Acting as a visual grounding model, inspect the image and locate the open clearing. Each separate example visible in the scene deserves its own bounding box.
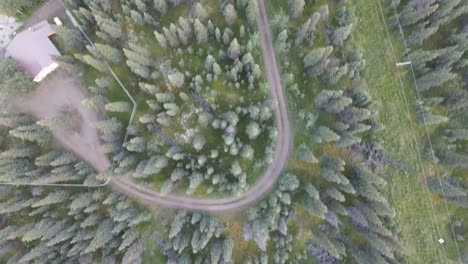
[16,72,110,173]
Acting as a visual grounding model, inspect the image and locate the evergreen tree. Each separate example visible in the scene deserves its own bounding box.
[9,124,51,146]
[304,184,328,218]
[82,94,106,111]
[95,118,122,136]
[222,237,235,261]
[246,122,261,139]
[105,101,131,112]
[193,3,208,22]
[96,17,123,40]
[130,10,144,25]
[245,0,259,25]
[295,18,312,47]
[296,143,318,163]
[123,46,152,67]
[399,2,438,27]
[53,26,86,52]
[288,0,305,19]
[0,145,39,159]
[37,109,80,130]
[350,167,385,202]
[340,107,371,124]
[163,25,180,47]
[95,43,124,64]
[331,24,354,47]
[85,219,114,253]
[32,190,69,208]
[210,241,222,263]
[311,230,344,259]
[445,129,468,143]
[193,133,206,151]
[315,89,352,113]
[312,126,340,143]
[167,70,185,88]
[194,19,208,44]
[407,22,439,46]
[126,137,146,153]
[154,31,168,48]
[0,59,35,96]
[224,4,237,25]
[409,48,444,75]
[154,0,168,15]
[438,149,468,169]
[81,54,108,72]
[416,68,456,91]
[228,38,241,60]
[304,46,333,68]
[325,187,345,202]
[178,17,193,38]
[416,108,448,125]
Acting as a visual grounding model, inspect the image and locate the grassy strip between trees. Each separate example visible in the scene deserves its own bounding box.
[349,0,460,262]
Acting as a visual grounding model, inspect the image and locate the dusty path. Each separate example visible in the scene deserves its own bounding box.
[108,0,293,212]
[21,0,64,29]
[17,75,110,173]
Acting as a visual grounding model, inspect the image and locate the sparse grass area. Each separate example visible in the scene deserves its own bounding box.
[9,1,44,20]
[142,239,167,264]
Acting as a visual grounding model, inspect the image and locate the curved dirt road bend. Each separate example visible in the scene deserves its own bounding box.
[109,0,293,212]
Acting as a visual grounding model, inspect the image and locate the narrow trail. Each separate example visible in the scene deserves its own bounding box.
[108,0,293,212]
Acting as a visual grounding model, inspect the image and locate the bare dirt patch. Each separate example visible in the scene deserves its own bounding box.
[15,72,110,173]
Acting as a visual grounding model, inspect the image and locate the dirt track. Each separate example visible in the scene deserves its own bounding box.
[108,0,293,212]
[17,0,292,212]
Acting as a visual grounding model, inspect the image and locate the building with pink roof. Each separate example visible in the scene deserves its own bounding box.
[5,20,60,82]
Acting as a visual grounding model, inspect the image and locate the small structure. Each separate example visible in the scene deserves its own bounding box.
[396,61,412,67]
[5,20,60,82]
[53,17,63,26]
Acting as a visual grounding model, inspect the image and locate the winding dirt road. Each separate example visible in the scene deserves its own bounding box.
[108,0,293,212]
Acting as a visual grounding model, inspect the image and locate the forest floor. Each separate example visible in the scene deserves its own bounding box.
[15,72,110,173]
[350,0,458,262]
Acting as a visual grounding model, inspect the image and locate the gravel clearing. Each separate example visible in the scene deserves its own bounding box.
[0,15,21,54]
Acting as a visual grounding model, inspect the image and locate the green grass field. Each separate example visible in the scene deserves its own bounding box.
[265,0,461,262]
[349,0,461,262]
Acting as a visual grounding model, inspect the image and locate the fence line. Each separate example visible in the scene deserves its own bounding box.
[66,9,138,149]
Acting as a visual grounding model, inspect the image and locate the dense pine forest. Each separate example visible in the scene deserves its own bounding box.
[0,0,466,263]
